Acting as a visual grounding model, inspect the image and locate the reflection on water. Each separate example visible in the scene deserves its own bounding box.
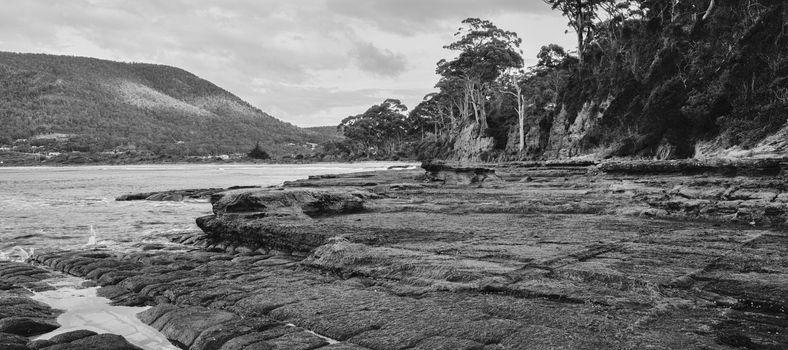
[32,276,180,350]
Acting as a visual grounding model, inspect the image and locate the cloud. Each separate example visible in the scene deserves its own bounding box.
[249,77,428,126]
[325,0,554,35]
[0,0,575,127]
[351,42,408,77]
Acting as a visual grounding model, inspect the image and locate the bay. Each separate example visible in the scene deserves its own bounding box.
[0,162,413,258]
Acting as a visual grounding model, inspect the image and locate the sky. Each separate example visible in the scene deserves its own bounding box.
[0,0,576,127]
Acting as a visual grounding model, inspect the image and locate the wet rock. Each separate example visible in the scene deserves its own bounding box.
[0,297,59,320]
[264,330,328,350]
[284,169,424,188]
[116,187,255,201]
[422,161,501,186]
[210,187,375,218]
[48,329,98,343]
[0,316,60,336]
[24,163,788,349]
[0,332,28,345]
[27,339,57,349]
[0,344,29,350]
[319,344,371,350]
[146,192,184,201]
[597,158,786,176]
[195,215,334,254]
[69,333,143,350]
[136,304,179,325]
[147,306,239,348]
[191,318,280,350]
[0,281,15,291]
[409,336,484,350]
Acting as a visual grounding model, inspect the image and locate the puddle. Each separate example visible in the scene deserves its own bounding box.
[30,276,179,350]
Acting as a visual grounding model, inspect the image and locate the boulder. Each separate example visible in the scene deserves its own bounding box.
[210,187,376,218]
[421,161,500,186]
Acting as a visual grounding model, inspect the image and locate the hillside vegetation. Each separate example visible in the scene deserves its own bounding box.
[305,126,345,140]
[325,0,787,162]
[0,52,332,157]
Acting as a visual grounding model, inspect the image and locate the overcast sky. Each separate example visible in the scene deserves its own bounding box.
[1,0,576,127]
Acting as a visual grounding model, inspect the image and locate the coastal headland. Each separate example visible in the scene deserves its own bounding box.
[2,159,787,349]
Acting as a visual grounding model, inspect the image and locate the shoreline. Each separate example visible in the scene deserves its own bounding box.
[0,160,419,171]
[3,160,787,349]
[0,151,417,168]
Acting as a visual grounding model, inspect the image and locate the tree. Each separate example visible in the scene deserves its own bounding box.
[339,99,411,156]
[543,0,604,64]
[537,44,575,69]
[437,18,524,137]
[411,92,459,138]
[502,72,529,152]
[247,142,270,159]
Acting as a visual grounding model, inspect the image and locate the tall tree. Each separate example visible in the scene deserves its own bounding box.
[543,0,603,64]
[437,18,524,137]
[537,44,575,69]
[502,72,529,152]
[339,99,410,156]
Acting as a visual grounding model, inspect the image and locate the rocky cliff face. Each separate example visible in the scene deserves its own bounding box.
[447,1,788,163]
[447,125,496,162]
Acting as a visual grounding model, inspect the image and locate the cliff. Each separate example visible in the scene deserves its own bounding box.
[448,1,788,162]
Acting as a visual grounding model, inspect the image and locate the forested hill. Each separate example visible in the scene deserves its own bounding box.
[0,52,331,156]
[306,126,344,139]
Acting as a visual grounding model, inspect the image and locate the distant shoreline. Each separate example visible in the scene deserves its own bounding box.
[0,151,414,167]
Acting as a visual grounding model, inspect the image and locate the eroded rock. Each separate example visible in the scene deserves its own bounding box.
[422,161,501,186]
[210,187,375,218]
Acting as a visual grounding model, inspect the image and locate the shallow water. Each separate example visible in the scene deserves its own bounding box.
[32,276,180,350]
[2,162,412,350]
[0,162,412,257]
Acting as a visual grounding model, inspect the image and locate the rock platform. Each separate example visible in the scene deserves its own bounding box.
[21,160,788,349]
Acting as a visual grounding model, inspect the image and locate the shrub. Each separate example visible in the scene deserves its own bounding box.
[247,142,270,159]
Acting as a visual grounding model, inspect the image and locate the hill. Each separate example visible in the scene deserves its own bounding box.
[0,52,330,156]
[305,126,344,140]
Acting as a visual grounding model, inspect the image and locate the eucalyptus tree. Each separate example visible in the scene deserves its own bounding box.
[436,18,524,137]
[339,99,410,156]
[543,0,604,64]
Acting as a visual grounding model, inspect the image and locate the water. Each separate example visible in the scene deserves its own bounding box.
[1,162,413,350]
[32,276,180,350]
[0,162,412,257]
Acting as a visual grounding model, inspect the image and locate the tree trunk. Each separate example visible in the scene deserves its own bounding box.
[518,97,525,153]
[576,0,584,65]
[702,0,716,21]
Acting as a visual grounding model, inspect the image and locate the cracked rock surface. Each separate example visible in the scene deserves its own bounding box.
[23,161,788,349]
